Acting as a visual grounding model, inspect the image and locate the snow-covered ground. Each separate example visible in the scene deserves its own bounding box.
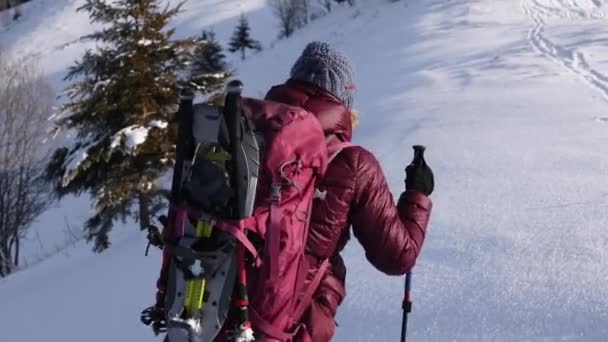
[1,0,608,341]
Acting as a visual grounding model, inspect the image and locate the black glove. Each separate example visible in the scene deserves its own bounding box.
[141,290,167,335]
[405,147,434,196]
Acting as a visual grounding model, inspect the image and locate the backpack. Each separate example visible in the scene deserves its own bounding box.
[211,96,351,341]
[155,82,351,342]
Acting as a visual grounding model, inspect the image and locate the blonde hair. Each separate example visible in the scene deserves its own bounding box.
[350,109,359,129]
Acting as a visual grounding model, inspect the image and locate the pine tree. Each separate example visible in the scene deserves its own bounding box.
[228,15,262,61]
[45,0,194,252]
[190,30,231,98]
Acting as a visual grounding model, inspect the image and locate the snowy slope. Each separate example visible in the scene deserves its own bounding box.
[2,0,608,341]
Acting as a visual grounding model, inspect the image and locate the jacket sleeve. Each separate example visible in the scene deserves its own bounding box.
[349,148,432,275]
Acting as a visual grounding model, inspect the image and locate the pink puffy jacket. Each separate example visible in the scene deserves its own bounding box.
[264,79,433,341]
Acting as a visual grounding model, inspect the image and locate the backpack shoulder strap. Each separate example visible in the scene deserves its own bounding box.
[282,138,356,324]
[249,258,331,341]
[326,135,356,163]
[292,258,331,323]
[290,141,356,321]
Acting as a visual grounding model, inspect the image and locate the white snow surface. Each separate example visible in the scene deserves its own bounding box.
[138,38,155,46]
[109,120,169,154]
[110,125,149,152]
[2,0,608,341]
[62,148,89,186]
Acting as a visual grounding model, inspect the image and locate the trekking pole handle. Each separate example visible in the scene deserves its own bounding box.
[412,145,426,166]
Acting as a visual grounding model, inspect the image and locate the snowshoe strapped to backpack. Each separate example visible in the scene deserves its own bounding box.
[155,80,350,342]
[158,96,236,342]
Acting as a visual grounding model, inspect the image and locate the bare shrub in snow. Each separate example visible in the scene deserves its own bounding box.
[296,0,310,25]
[335,0,355,6]
[318,0,332,12]
[268,0,305,38]
[0,47,53,277]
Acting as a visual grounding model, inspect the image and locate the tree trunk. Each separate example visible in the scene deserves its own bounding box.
[302,0,309,24]
[0,246,10,277]
[0,248,6,277]
[241,47,245,61]
[13,233,19,267]
[138,192,151,231]
[12,164,26,268]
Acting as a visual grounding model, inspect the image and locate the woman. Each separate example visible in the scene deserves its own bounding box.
[264,41,435,341]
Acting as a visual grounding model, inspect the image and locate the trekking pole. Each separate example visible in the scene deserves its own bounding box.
[224,79,255,342]
[401,145,425,342]
[401,271,412,342]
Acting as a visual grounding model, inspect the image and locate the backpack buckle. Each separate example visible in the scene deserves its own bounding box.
[271,184,282,203]
[314,189,328,201]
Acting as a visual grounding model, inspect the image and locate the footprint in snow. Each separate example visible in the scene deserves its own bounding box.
[593,116,608,123]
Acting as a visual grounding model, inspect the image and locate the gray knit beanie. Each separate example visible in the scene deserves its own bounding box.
[290,41,355,109]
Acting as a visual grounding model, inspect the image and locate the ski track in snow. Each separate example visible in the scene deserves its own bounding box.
[522,0,608,102]
[3,0,83,56]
